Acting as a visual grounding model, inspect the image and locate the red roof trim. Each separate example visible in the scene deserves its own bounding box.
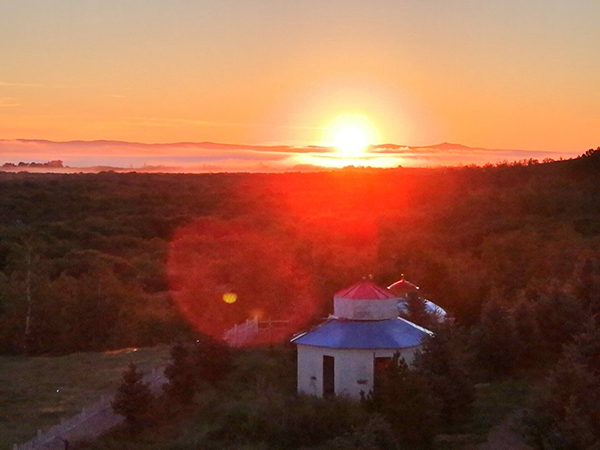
[334,280,398,300]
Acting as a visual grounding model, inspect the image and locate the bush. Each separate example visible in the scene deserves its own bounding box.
[208,388,372,449]
[319,415,400,450]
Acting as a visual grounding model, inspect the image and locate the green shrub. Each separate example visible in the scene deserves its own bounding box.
[208,388,371,449]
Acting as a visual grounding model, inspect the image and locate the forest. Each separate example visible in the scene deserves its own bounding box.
[1,148,600,449]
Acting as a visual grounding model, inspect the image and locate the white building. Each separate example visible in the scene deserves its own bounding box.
[291,280,432,399]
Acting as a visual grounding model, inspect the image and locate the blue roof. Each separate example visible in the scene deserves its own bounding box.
[398,299,447,317]
[291,318,432,349]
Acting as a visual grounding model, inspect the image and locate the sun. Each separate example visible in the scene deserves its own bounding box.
[324,115,379,158]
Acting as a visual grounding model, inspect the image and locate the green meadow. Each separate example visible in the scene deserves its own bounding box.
[0,346,170,449]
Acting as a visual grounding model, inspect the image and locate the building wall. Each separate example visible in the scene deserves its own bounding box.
[297,344,420,399]
[333,297,399,320]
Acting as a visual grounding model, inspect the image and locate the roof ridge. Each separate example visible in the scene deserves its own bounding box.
[334,280,398,300]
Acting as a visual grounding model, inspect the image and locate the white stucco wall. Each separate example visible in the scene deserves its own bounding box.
[297,344,420,399]
[333,297,399,320]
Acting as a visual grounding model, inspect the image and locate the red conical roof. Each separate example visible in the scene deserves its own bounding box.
[335,280,398,300]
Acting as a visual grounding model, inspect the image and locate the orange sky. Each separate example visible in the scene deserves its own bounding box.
[1,1,599,169]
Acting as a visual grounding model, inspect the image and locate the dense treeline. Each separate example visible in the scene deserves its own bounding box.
[1,150,599,356]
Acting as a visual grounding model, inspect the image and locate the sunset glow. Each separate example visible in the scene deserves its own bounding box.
[324,115,379,158]
[1,1,599,170]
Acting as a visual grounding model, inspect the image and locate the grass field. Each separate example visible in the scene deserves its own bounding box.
[0,346,171,449]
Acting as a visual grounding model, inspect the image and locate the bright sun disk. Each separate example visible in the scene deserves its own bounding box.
[324,115,379,158]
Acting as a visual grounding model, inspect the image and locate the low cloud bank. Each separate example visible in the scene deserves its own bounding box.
[0,139,581,173]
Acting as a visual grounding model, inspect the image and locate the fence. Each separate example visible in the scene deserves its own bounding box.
[223,317,259,346]
[14,367,167,450]
[223,318,290,346]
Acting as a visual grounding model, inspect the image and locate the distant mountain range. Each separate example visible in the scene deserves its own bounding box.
[3,138,527,152]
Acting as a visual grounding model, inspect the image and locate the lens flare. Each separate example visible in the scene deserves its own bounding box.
[223,292,237,304]
[167,219,317,346]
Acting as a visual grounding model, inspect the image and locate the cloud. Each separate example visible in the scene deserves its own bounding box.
[0,138,582,173]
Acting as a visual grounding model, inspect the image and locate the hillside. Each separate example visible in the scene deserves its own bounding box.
[0,151,599,355]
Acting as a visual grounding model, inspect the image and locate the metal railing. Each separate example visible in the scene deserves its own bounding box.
[223,318,290,346]
[223,317,259,346]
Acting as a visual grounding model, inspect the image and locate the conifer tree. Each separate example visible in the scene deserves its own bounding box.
[512,292,543,365]
[473,292,518,378]
[363,353,440,449]
[413,324,475,425]
[404,291,431,328]
[534,287,588,350]
[112,362,153,430]
[164,342,196,404]
[573,257,600,318]
[193,335,231,385]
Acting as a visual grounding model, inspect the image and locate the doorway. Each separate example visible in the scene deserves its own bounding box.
[374,357,392,389]
[323,355,335,397]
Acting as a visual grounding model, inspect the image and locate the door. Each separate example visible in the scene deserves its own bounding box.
[323,355,335,397]
[374,357,392,389]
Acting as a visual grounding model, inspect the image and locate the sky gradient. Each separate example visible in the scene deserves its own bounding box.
[1,1,599,169]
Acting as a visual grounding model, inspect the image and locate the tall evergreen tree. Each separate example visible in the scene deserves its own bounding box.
[473,292,519,378]
[512,293,543,366]
[413,324,475,425]
[534,286,589,351]
[403,291,431,328]
[112,362,154,430]
[164,343,196,404]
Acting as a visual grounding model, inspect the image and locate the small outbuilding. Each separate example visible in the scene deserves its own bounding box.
[291,280,432,398]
